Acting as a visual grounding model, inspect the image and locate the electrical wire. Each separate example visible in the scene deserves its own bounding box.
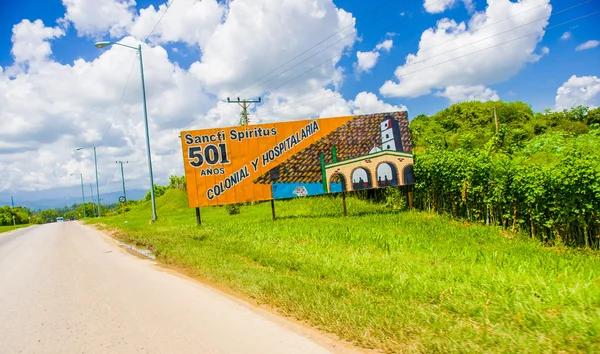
[144,0,178,42]
[264,1,596,103]
[232,0,402,97]
[182,0,440,129]
[236,0,446,98]
[98,56,137,145]
[258,10,600,119]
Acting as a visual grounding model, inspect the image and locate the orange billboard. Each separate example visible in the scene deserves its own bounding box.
[180,111,414,207]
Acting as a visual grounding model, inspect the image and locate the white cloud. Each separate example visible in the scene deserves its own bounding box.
[0,34,211,192]
[555,75,600,110]
[60,0,135,37]
[375,39,393,52]
[354,39,393,74]
[575,40,600,51]
[381,0,552,98]
[435,85,499,103]
[560,31,571,40]
[11,20,65,64]
[424,0,474,14]
[351,92,408,115]
[0,0,361,193]
[255,90,407,123]
[188,0,356,98]
[541,46,549,55]
[355,51,380,73]
[129,0,225,46]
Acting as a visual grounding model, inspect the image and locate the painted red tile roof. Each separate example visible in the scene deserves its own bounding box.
[254,112,411,184]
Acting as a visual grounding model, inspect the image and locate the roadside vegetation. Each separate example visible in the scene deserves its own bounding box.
[411,102,600,248]
[0,224,30,234]
[37,101,600,351]
[93,189,600,353]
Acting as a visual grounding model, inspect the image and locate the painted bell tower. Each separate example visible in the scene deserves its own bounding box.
[380,116,403,152]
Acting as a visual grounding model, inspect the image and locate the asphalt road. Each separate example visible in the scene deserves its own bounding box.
[0,223,342,353]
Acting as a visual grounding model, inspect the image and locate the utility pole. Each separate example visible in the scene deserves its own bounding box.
[227,97,261,126]
[70,173,86,218]
[116,161,128,202]
[11,196,15,225]
[93,147,101,217]
[75,147,101,217]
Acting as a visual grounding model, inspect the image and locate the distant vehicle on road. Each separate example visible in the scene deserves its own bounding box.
[56,217,64,222]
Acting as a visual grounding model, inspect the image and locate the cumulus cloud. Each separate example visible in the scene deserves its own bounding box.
[375,39,393,52]
[355,51,380,73]
[188,0,356,98]
[0,0,372,193]
[352,92,408,115]
[354,39,394,74]
[575,40,600,51]
[381,0,552,98]
[0,34,211,192]
[60,0,135,37]
[11,19,65,64]
[435,85,499,103]
[555,75,600,110]
[255,90,407,123]
[129,0,225,46]
[424,0,474,14]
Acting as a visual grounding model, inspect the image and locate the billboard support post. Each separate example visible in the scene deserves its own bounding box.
[271,200,276,221]
[195,207,202,225]
[342,192,347,217]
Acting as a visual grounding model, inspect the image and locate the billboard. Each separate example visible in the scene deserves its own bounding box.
[180,111,414,207]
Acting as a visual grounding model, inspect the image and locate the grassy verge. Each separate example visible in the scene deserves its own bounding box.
[92,189,600,353]
[0,224,30,234]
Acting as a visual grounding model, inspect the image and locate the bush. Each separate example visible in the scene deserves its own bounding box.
[225,203,241,215]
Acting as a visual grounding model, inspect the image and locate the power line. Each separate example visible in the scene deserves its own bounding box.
[397,0,594,72]
[259,11,600,119]
[259,1,596,106]
[236,0,444,98]
[98,0,180,145]
[182,0,440,129]
[240,0,557,117]
[417,0,553,53]
[396,11,600,79]
[145,0,178,42]
[98,56,137,145]
[232,0,402,97]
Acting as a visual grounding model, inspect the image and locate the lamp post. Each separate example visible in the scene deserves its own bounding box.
[76,147,101,217]
[95,40,157,222]
[70,173,86,218]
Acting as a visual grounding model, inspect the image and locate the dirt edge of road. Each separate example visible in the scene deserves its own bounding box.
[86,222,378,354]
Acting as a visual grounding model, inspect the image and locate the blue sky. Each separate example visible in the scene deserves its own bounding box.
[0,0,599,199]
[2,0,598,115]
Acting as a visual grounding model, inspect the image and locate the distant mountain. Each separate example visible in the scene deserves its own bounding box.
[0,189,147,210]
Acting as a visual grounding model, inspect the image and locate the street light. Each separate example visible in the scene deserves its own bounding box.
[76,147,101,217]
[70,173,86,218]
[95,40,157,222]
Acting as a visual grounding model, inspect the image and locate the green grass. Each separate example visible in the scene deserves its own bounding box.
[0,224,30,234]
[93,189,600,353]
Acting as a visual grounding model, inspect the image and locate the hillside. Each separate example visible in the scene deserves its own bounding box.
[410,101,599,150]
